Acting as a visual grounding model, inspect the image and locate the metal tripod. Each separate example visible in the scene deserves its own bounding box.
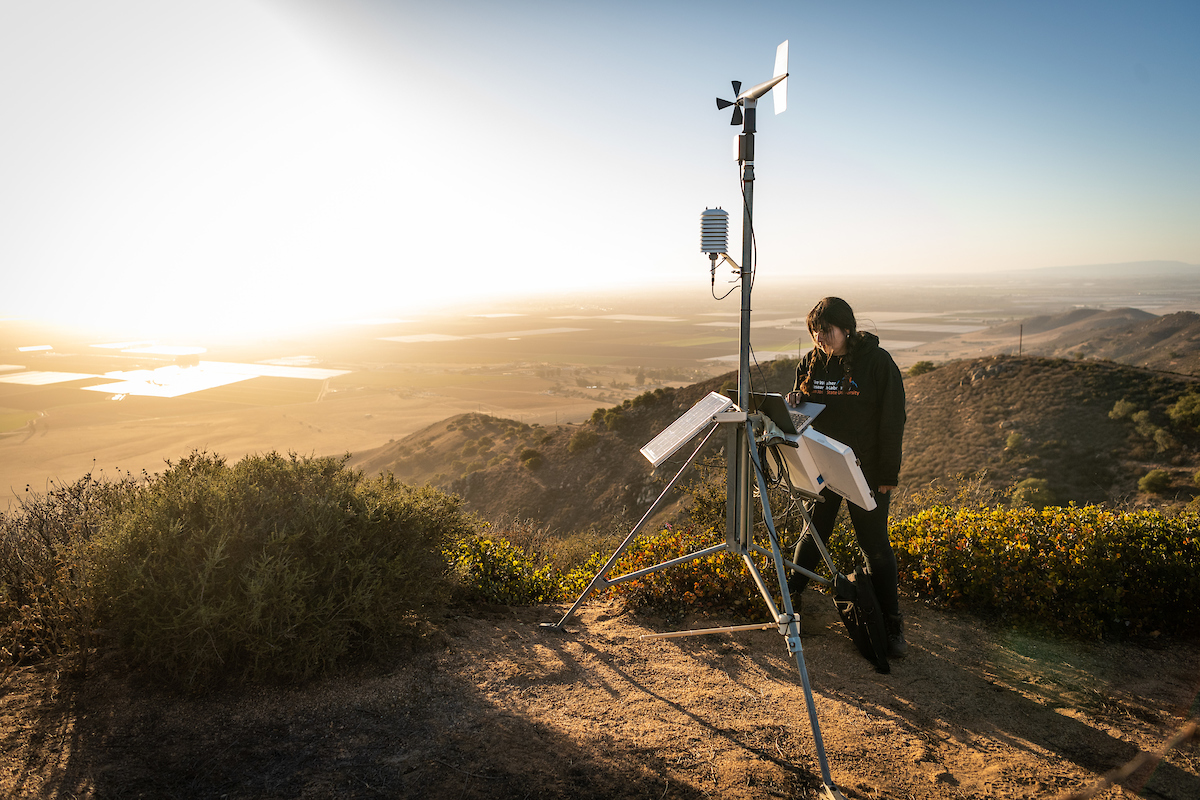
[545,48,847,797]
[545,413,849,800]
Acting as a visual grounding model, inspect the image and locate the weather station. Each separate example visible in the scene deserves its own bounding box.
[545,41,887,800]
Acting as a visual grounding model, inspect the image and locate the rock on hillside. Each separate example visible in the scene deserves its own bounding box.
[902,355,1200,504]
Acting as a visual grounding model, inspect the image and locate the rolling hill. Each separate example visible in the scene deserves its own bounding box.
[944,308,1200,376]
[350,354,1200,534]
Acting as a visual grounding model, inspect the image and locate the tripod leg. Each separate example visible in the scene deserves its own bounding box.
[749,438,846,800]
[544,422,722,629]
[789,498,845,586]
[792,643,845,799]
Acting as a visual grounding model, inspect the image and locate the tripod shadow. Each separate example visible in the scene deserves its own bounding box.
[778,594,1200,798]
[532,623,826,797]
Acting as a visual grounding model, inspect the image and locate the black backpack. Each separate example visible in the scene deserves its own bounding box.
[833,568,890,674]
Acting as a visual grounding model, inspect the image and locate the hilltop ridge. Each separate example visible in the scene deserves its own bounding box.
[350,353,1200,533]
[932,308,1200,376]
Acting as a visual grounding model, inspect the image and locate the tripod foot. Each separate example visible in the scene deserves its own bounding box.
[819,784,847,800]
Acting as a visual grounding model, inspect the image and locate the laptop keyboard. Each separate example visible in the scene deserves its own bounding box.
[789,411,811,430]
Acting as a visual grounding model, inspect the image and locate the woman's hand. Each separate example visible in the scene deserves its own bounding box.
[877,485,896,494]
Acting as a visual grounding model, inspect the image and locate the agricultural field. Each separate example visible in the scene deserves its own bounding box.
[0,409,37,433]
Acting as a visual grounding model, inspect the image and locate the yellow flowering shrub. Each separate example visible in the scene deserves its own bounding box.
[892,505,1200,638]
[603,525,769,617]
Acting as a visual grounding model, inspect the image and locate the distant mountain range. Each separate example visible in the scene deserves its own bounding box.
[999,260,1200,281]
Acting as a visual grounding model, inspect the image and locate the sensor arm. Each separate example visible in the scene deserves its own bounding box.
[736,72,787,103]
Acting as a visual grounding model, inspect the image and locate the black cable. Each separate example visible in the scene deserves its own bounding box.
[711,257,738,301]
[738,161,758,294]
[749,342,771,396]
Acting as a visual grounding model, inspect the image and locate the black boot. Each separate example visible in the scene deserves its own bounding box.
[885,614,907,659]
[787,574,805,634]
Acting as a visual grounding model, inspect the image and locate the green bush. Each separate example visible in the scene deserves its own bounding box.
[891,504,1200,638]
[1011,477,1055,508]
[1109,399,1137,420]
[1167,392,1200,431]
[89,451,475,687]
[908,360,937,377]
[1130,410,1166,443]
[1139,469,1171,494]
[568,428,599,453]
[452,536,559,605]
[519,448,544,469]
[560,551,610,600]
[630,388,669,408]
[1153,429,1180,454]
[602,409,625,431]
[0,471,141,675]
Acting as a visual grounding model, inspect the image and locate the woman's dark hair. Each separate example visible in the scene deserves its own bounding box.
[798,296,864,394]
[806,296,857,341]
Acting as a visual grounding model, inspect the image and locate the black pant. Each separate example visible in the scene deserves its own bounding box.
[790,486,900,618]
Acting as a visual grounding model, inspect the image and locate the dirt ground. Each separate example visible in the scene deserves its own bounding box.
[2,595,1198,800]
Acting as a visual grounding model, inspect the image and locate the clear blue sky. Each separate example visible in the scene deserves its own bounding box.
[2,1,1197,336]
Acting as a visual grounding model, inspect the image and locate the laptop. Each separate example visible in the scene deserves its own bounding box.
[748,392,824,436]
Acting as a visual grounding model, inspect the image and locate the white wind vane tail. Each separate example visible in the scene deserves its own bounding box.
[773,39,788,115]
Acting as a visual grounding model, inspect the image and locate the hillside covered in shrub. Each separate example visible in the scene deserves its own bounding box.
[9,354,1200,690]
[352,355,1200,536]
[903,355,1200,505]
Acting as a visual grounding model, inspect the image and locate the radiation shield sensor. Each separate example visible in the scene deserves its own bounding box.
[700,208,729,263]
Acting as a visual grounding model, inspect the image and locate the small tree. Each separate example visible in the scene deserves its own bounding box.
[908,360,937,377]
[1109,399,1137,420]
[1153,428,1179,454]
[1011,478,1055,509]
[1167,392,1200,432]
[568,428,599,453]
[1138,469,1171,494]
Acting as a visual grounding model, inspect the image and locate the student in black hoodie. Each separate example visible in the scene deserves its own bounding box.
[785,296,908,658]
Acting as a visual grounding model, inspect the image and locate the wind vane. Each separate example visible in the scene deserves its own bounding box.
[715,40,789,125]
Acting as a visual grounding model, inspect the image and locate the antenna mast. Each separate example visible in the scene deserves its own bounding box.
[715,40,789,558]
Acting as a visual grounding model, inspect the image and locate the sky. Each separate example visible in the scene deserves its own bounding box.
[2,1,1198,337]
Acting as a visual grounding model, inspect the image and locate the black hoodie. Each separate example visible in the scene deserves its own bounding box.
[792,331,906,488]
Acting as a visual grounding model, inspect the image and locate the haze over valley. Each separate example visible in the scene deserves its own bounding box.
[5,264,1200,506]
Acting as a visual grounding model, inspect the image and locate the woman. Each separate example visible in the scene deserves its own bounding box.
[785,297,908,658]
